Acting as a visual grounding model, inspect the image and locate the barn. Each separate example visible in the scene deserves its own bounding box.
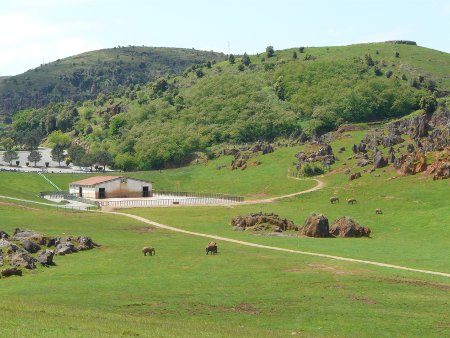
[69,176,152,199]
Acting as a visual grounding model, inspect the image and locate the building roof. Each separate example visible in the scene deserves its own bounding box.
[70,176,123,186]
[70,176,152,186]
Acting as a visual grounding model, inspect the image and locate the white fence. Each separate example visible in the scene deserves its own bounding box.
[98,197,240,208]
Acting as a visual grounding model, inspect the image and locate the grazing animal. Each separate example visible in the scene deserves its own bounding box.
[375,208,383,214]
[330,196,339,204]
[142,247,156,256]
[347,198,357,204]
[205,242,218,255]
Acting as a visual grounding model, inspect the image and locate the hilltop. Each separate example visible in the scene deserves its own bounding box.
[3,41,450,170]
[0,46,226,121]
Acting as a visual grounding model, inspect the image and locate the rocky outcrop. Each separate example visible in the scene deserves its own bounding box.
[389,113,429,139]
[0,230,9,239]
[396,151,428,176]
[21,239,41,254]
[0,229,99,276]
[373,152,388,169]
[231,212,296,232]
[329,217,371,237]
[299,214,330,238]
[10,251,36,269]
[349,172,362,181]
[295,144,336,170]
[77,237,99,251]
[1,267,22,277]
[36,250,55,266]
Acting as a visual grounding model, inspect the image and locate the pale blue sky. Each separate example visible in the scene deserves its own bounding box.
[1,0,449,75]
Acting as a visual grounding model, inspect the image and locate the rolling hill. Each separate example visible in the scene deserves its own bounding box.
[0,46,226,121]
[3,41,450,170]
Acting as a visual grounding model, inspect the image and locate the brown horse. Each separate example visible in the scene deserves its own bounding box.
[142,247,156,256]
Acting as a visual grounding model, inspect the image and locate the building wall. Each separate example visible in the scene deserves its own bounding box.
[97,178,152,198]
[69,186,97,199]
[70,178,152,199]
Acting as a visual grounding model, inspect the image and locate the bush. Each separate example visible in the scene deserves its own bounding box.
[266,46,274,58]
[237,64,245,72]
[386,70,393,78]
[419,95,437,114]
[228,54,235,64]
[301,163,325,177]
[299,47,305,53]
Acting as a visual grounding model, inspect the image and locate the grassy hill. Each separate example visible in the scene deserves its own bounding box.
[0,47,225,121]
[0,119,449,336]
[4,41,450,170]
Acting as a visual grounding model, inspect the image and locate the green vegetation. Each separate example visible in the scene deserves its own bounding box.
[0,119,449,336]
[2,42,449,171]
[0,47,225,119]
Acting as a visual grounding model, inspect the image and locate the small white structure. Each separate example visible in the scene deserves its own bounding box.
[69,176,152,199]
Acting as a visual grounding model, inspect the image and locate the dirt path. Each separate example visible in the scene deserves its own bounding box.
[99,210,450,279]
[242,177,325,204]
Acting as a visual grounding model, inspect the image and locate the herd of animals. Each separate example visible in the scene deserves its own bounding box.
[329,196,383,214]
[142,242,218,257]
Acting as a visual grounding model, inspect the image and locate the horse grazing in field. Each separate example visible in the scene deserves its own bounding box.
[346,198,357,204]
[330,196,339,204]
[375,208,383,214]
[205,242,217,255]
[142,247,156,256]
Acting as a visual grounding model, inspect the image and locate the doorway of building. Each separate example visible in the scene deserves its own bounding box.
[99,188,106,199]
[143,186,149,197]
[79,187,83,197]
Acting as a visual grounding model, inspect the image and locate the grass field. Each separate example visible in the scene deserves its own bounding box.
[0,129,449,337]
[0,203,449,337]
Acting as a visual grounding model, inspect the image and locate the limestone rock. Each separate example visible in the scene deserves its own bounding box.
[329,217,371,237]
[300,214,329,238]
[36,250,55,266]
[231,212,296,232]
[10,251,36,269]
[21,239,41,254]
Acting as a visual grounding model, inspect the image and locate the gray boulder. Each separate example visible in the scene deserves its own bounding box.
[21,239,41,254]
[373,152,388,169]
[77,237,98,251]
[0,230,9,239]
[12,228,42,241]
[0,250,3,266]
[36,250,55,266]
[55,241,77,255]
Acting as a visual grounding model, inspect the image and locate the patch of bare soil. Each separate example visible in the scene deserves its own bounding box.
[348,295,378,304]
[131,226,156,233]
[251,232,298,237]
[0,201,38,210]
[187,303,260,315]
[306,263,369,276]
[381,277,450,291]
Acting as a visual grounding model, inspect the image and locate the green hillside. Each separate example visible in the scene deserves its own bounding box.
[0,47,225,121]
[4,42,450,170]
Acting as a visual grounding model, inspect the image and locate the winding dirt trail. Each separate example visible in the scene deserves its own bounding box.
[242,177,325,204]
[99,210,450,279]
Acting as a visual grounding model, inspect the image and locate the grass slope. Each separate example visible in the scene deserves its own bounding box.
[0,203,448,337]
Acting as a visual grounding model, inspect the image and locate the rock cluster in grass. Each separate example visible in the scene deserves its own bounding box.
[231,213,371,238]
[216,142,274,171]
[298,214,371,238]
[231,212,297,232]
[294,144,336,171]
[0,228,99,279]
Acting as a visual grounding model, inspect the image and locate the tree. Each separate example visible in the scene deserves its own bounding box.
[419,96,437,114]
[266,46,274,57]
[364,54,374,66]
[299,47,305,53]
[27,149,42,167]
[274,76,285,100]
[67,144,86,166]
[241,53,251,66]
[152,77,169,96]
[51,144,65,166]
[195,69,204,78]
[237,64,245,71]
[1,137,15,151]
[48,130,70,148]
[3,150,19,166]
[228,54,235,64]
[93,150,113,171]
[292,51,298,59]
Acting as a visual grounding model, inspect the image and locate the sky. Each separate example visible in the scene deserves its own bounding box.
[0,0,449,76]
